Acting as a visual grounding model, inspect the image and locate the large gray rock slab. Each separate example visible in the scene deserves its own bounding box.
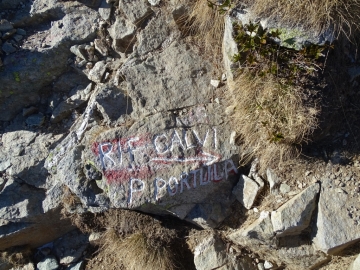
[271,183,320,237]
[123,42,213,118]
[43,97,241,227]
[136,13,171,55]
[313,178,360,254]
[194,234,256,270]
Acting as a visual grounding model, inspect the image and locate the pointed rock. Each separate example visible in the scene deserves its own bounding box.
[271,183,319,237]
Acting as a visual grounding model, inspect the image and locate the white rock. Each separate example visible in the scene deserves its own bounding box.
[210,79,221,88]
[264,261,273,269]
[280,183,291,194]
[148,0,160,6]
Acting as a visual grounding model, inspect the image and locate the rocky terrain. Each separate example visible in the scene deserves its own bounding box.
[1,0,360,269]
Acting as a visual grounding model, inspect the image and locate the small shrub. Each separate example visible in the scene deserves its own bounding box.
[229,22,326,171]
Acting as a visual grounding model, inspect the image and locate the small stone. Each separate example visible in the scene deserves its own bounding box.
[77,59,87,68]
[37,255,59,270]
[267,169,281,193]
[253,207,259,213]
[264,261,273,269]
[214,98,220,104]
[86,62,94,69]
[305,171,311,177]
[280,183,291,194]
[221,73,227,81]
[2,41,16,54]
[257,263,265,270]
[210,79,221,88]
[148,0,161,5]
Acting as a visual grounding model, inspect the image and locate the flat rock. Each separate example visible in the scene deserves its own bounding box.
[123,42,212,117]
[313,178,360,254]
[271,183,319,237]
[232,174,261,209]
[136,14,171,55]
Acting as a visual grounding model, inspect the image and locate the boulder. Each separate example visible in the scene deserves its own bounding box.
[313,178,360,254]
[136,14,171,55]
[194,234,256,270]
[271,183,320,237]
[232,175,262,209]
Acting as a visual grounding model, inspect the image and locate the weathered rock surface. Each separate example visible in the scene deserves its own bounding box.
[313,178,360,254]
[118,0,153,25]
[232,174,262,209]
[194,234,256,270]
[123,42,213,117]
[271,183,320,237]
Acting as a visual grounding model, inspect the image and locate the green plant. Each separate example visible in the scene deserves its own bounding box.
[13,72,20,82]
[229,22,327,171]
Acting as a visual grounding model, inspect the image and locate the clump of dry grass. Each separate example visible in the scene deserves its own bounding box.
[230,74,319,171]
[0,246,32,267]
[184,0,227,58]
[97,228,176,270]
[247,0,360,38]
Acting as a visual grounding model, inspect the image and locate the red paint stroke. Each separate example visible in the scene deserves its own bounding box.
[104,165,156,185]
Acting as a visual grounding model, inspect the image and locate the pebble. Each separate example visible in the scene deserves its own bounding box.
[280,183,291,194]
[257,263,265,270]
[210,79,220,88]
[264,261,273,269]
[221,73,227,81]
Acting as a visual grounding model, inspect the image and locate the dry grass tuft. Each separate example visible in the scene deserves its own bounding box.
[184,0,227,59]
[99,228,176,270]
[0,246,32,267]
[247,0,360,38]
[230,74,319,171]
